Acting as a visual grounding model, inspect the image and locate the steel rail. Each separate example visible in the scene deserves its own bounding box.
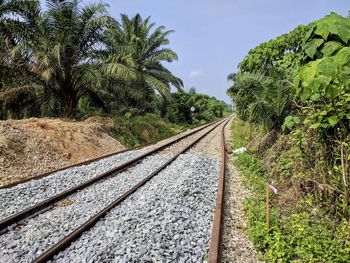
[0,119,223,232]
[208,118,230,262]
[0,121,214,189]
[32,119,229,263]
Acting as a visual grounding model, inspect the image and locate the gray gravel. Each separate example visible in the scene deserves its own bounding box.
[0,150,146,220]
[54,153,219,263]
[0,154,171,263]
[0,122,222,263]
[0,153,219,263]
[0,122,215,222]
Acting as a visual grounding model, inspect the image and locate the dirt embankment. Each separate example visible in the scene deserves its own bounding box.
[0,117,125,186]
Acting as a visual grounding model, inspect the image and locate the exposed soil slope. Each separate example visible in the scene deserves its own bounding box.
[0,117,125,186]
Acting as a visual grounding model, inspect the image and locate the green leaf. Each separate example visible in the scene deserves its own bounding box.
[313,13,350,42]
[304,38,324,58]
[293,74,301,88]
[300,87,311,101]
[320,41,342,56]
[308,79,322,93]
[327,115,339,127]
[317,57,337,77]
[311,93,320,101]
[335,47,350,66]
[328,19,350,43]
[300,62,317,87]
[325,85,339,99]
[285,116,293,122]
[124,112,132,119]
[310,123,321,129]
[314,22,330,40]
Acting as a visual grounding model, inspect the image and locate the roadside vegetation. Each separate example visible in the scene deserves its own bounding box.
[0,0,231,146]
[228,13,350,262]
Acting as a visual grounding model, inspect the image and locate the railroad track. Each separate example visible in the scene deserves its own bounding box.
[0,118,230,263]
[0,120,216,190]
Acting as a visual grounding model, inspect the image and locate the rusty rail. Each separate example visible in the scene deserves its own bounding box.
[32,119,228,263]
[208,118,230,263]
[0,119,223,232]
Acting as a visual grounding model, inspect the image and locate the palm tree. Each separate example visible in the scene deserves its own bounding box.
[102,13,183,113]
[227,70,293,130]
[0,0,112,118]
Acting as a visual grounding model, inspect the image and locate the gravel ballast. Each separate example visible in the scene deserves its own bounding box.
[0,154,172,263]
[54,153,219,263]
[0,122,217,221]
[0,150,146,220]
[0,122,224,263]
[0,153,219,263]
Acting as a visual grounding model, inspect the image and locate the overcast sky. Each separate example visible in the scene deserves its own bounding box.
[101,1,348,103]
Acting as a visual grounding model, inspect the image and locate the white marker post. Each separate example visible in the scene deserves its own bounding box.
[266,183,278,231]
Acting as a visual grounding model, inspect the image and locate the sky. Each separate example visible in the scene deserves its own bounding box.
[101,0,349,103]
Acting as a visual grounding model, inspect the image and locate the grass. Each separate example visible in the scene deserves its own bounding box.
[230,117,261,148]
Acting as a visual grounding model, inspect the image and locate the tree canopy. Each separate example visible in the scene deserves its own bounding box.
[0,0,183,119]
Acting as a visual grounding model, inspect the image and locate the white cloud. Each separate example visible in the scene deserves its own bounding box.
[189,70,204,79]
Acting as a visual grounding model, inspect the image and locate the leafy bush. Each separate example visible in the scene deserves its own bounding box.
[231,118,350,263]
[111,113,180,147]
[168,90,231,125]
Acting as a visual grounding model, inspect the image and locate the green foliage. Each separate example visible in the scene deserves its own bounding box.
[168,90,230,124]
[293,15,350,135]
[0,0,113,118]
[227,23,306,131]
[231,118,350,263]
[303,13,350,61]
[238,25,307,74]
[285,12,350,222]
[100,13,183,114]
[228,70,294,131]
[111,113,179,147]
[227,11,350,263]
[230,117,261,148]
[294,49,350,130]
[0,1,183,119]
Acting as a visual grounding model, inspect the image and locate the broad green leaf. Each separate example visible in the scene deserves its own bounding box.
[317,57,337,77]
[311,93,320,101]
[300,63,317,87]
[314,22,330,40]
[335,47,350,65]
[304,26,315,41]
[304,38,324,58]
[327,115,339,127]
[303,118,311,125]
[328,19,350,43]
[325,85,339,99]
[310,123,321,129]
[308,79,322,93]
[285,115,293,122]
[300,87,312,101]
[317,75,332,87]
[320,41,342,56]
[313,13,350,42]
